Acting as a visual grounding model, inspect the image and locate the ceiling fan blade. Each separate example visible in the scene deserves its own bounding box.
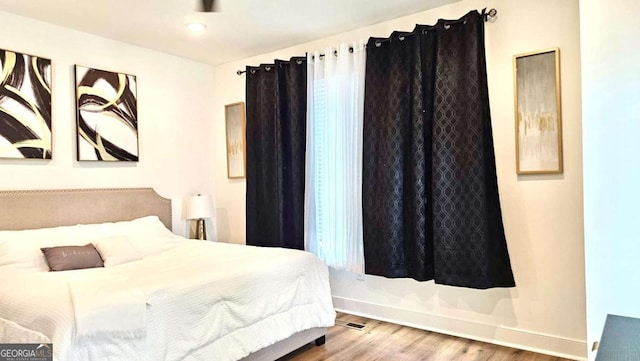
[200,0,215,12]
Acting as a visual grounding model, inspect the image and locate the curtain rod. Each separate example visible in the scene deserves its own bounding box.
[236,8,498,76]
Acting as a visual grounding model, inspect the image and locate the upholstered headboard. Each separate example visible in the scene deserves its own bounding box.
[0,188,172,231]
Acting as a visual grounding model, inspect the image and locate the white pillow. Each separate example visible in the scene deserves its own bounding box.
[0,224,89,271]
[92,236,143,267]
[0,216,177,271]
[79,216,180,257]
[128,216,176,237]
[76,216,177,239]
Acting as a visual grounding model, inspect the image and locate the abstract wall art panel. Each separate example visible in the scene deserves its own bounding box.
[0,49,52,159]
[75,65,138,161]
[514,48,563,174]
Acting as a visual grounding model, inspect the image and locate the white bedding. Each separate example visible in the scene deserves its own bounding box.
[69,278,147,341]
[0,239,336,361]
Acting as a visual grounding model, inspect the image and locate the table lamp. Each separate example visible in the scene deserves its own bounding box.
[185,194,214,240]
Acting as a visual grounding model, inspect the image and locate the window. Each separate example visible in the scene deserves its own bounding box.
[304,43,366,273]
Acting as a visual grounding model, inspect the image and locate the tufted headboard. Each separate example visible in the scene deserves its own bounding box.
[0,188,172,231]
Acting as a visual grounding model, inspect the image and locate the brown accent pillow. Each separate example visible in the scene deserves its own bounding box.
[41,244,104,272]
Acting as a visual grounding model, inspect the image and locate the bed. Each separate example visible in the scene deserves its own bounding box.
[0,188,335,361]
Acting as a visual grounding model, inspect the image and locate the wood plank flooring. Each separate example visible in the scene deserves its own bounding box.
[279,312,573,361]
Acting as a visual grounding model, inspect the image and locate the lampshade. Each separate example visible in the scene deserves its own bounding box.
[185,194,215,220]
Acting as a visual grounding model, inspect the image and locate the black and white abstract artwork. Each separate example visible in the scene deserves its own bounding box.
[75,65,138,161]
[0,49,52,159]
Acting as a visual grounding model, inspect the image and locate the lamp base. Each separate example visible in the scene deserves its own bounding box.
[196,218,206,240]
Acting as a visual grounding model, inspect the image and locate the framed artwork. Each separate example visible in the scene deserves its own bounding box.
[514,48,563,174]
[225,102,246,179]
[75,65,138,161]
[0,49,52,159]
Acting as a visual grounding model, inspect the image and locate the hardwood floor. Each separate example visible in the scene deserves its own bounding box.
[279,313,573,361]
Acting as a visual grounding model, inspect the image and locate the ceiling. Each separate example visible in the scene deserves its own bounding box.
[0,0,460,66]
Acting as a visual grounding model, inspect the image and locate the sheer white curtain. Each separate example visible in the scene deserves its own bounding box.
[304,42,366,273]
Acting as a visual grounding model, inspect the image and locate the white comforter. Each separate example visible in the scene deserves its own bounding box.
[0,240,336,361]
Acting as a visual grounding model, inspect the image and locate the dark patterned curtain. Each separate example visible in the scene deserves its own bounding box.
[362,10,515,289]
[245,57,307,250]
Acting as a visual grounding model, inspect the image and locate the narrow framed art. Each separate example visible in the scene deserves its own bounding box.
[0,49,52,159]
[514,48,563,174]
[225,102,246,179]
[75,65,138,161]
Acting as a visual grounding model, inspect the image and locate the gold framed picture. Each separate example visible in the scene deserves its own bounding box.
[513,48,563,174]
[225,102,246,179]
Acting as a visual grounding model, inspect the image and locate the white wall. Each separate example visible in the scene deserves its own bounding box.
[581,0,640,359]
[211,0,586,358]
[0,11,217,237]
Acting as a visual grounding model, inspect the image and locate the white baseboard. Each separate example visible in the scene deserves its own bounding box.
[332,296,587,361]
